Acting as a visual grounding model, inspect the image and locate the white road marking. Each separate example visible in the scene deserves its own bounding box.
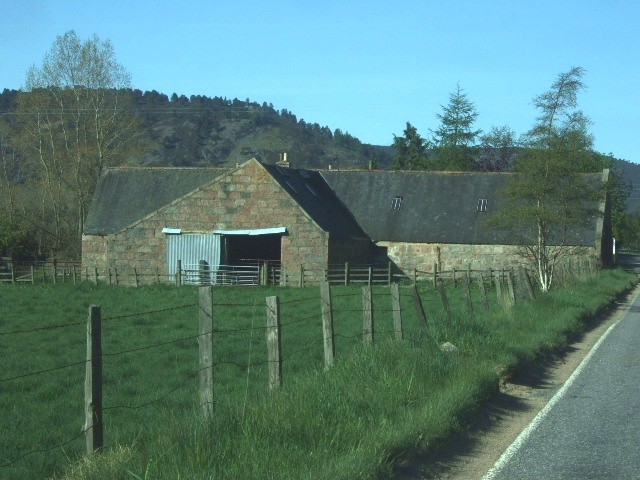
[482,291,639,479]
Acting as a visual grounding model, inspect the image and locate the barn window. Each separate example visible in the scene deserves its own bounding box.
[305,184,318,197]
[391,196,403,210]
[477,198,488,212]
[285,180,298,194]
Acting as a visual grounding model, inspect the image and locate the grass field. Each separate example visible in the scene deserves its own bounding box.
[0,269,636,479]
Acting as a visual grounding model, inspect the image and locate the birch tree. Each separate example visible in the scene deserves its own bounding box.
[15,30,142,255]
[488,67,602,292]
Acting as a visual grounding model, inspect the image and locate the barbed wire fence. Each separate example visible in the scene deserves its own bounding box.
[0,265,590,473]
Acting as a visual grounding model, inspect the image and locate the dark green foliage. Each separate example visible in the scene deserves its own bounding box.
[390,122,430,170]
[430,84,481,171]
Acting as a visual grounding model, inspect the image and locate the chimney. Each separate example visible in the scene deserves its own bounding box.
[276,152,290,168]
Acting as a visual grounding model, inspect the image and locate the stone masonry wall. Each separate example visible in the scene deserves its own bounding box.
[82,160,329,285]
[381,241,598,274]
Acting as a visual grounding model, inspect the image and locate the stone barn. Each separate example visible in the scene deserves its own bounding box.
[321,168,612,274]
[82,159,371,285]
[83,159,612,285]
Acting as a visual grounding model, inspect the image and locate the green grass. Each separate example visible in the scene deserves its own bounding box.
[0,269,636,479]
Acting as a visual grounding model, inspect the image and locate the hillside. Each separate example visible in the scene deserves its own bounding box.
[0,89,393,170]
[1,88,638,209]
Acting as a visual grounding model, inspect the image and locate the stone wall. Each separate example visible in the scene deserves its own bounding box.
[82,160,330,285]
[381,241,598,274]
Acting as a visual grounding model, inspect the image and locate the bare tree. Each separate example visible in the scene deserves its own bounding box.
[15,30,142,255]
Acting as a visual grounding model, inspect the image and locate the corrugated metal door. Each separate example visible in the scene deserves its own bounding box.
[166,233,221,282]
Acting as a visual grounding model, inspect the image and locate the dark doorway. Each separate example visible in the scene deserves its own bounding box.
[223,233,282,265]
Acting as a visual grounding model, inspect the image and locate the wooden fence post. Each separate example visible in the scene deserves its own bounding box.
[114,268,119,286]
[437,280,452,325]
[84,305,103,455]
[94,267,99,285]
[362,285,373,344]
[390,283,403,341]
[299,264,304,288]
[53,260,57,284]
[156,267,161,284]
[410,284,428,329]
[30,266,35,285]
[108,268,112,286]
[176,260,182,287]
[199,287,214,420]
[344,262,350,286]
[320,282,335,369]
[519,267,535,300]
[134,268,140,287]
[433,263,438,288]
[367,266,373,286]
[493,271,503,304]
[477,273,489,312]
[72,265,77,286]
[506,271,516,304]
[464,273,474,320]
[266,296,282,390]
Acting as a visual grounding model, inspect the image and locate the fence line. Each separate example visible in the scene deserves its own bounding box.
[0,259,599,470]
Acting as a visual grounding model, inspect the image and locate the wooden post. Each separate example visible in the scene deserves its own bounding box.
[199,287,214,420]
[108,268,112,286]
[84,305,103,454]
[413,268,417,285]
[30,266,35,285]
[519,266,535,300]
[437,280,452,325]
[94,267,99,285]
[72,265,77,286]
[506,271,516,304]
[266,296,282,390]
[367,266,373,286]
[477,273,489,312]
[493,272,503,304]
[464,273,474,320]
[344,262,350,286]
[114,268,119,286]
[176,260,182,287]
[410,284,428,329]
[320,282,335,369]
[390,283,403,341]
[134,268,140,287]
[53,260,57,284]
[433,263,438,288]
[85,266,89,282]
[362,285,373,344]
[299,264,304,288]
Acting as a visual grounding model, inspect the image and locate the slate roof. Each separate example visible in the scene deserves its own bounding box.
[261,163,368,239]
[321,170,602,246]
[84,167,226,235]
[83,162,367,239]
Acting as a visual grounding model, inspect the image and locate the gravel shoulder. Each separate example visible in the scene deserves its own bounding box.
[393,282,640,480]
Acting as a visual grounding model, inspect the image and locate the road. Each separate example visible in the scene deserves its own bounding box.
[484,256,640,479]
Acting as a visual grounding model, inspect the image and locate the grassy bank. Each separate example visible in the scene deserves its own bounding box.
[0,269,635,479]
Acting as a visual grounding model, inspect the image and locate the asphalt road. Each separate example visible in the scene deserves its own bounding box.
[484,258,640,480]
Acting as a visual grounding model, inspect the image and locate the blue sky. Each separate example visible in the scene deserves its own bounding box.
[2,0,639,163]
